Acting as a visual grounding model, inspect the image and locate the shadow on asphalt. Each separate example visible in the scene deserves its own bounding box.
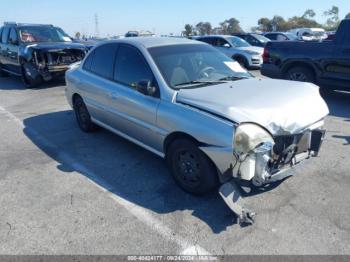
[322,90,350,120]
[0,75,65,90]
[22,110,238,233]
[19,83,350,233]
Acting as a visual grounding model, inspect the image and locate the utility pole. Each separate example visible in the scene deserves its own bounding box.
[95,13,100,38]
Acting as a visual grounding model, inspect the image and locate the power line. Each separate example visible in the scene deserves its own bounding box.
[94,13,100,37]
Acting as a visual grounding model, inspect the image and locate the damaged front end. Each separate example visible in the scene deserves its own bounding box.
[22,47,86,83]
[218,121,325,225]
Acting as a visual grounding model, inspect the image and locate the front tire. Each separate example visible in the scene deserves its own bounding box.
[286,66,315,83]
[73,96,98,133]
[234,56,248,69]
[167,139,219,195]
[21,65,42,88]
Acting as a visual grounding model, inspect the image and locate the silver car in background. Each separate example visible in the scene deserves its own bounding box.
[196,35,263,69]
[65,37,329,224]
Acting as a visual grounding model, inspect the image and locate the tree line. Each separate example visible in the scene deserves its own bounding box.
[183,6,350,36]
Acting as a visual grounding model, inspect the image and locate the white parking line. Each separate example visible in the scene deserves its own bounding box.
[0,105,210,255]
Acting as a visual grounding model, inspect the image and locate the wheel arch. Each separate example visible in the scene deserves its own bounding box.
[281,61,318,79]
[72,93,83,106]
[232,54,248,65]
[163,132,201,156]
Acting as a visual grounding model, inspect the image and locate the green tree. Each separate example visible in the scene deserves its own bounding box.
[302,9,316,19]
[195,22,213,35]
[225,18,243,34]
[183,24,194,36]
[74,32,81,39]
[258,17,272,32]
[324,6,340,30]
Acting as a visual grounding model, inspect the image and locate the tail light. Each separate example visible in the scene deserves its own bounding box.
[262,47,269,63]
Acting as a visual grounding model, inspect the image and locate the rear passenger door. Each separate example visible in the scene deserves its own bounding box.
[111,44,161,151]
[79,43,119,126]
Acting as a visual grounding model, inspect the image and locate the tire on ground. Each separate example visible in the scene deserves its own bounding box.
[73,95,98,133]
[167,138,219,195]
[21,64,43,88]
[285,66,315,83]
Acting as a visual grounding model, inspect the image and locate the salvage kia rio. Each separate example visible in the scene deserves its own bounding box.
[65,37,329,225]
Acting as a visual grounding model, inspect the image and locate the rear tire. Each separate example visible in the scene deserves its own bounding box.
[285,66,315,83]
[167,139,219,195]
[73,96,98,133]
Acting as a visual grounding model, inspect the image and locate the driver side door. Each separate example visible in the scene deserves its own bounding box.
[110,44,162,152]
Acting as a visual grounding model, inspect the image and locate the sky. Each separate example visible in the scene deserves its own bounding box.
[0,0,348,36]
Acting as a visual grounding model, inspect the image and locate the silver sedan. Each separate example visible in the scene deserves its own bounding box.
[65,37,329,224]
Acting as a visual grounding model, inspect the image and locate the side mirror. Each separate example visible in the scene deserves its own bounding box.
[136,80,157,97]
[223,43,231,48]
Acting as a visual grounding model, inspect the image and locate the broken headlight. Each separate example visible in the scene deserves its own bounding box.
[233,123,274,156]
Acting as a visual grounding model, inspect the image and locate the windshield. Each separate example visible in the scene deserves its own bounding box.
[148,44,252,89]
[251,34,270,43]
[284,33,298,40]
[18,26,72,43]
[227,36,251,47]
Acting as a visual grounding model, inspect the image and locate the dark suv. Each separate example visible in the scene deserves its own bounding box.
[0,22,89,87]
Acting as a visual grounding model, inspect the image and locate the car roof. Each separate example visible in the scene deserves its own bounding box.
[197,35,236,38]
[105,37,204,48]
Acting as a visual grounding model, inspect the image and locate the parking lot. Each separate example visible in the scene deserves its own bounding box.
[0,70,350,255]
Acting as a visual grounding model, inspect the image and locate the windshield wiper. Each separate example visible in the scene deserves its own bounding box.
[218,76,251,81]
[174,80,221,88]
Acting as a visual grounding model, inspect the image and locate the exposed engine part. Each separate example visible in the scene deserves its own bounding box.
[45,49,85,66]
[219,180,256,225]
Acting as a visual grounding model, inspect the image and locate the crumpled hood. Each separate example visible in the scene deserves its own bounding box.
[23,42,88,52]
[176,78,329,135]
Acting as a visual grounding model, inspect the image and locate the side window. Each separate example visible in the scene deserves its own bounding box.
[8,28,18,44]
[114,45,155,90]
[198,38,214,45]
[248,36,258,44]
[277,34,287,41]
[266,34,276,40]
[216,38,230,47]
[1,27,10,44]
[83,50,95,71]
[89,43,118,79]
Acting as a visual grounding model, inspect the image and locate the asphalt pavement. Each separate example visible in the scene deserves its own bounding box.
[0,72,349,255]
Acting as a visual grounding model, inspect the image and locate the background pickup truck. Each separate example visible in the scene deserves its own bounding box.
[261,19,350,92]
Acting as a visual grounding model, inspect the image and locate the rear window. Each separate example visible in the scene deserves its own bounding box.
[83,51,95,71]
[88,43,118,79]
